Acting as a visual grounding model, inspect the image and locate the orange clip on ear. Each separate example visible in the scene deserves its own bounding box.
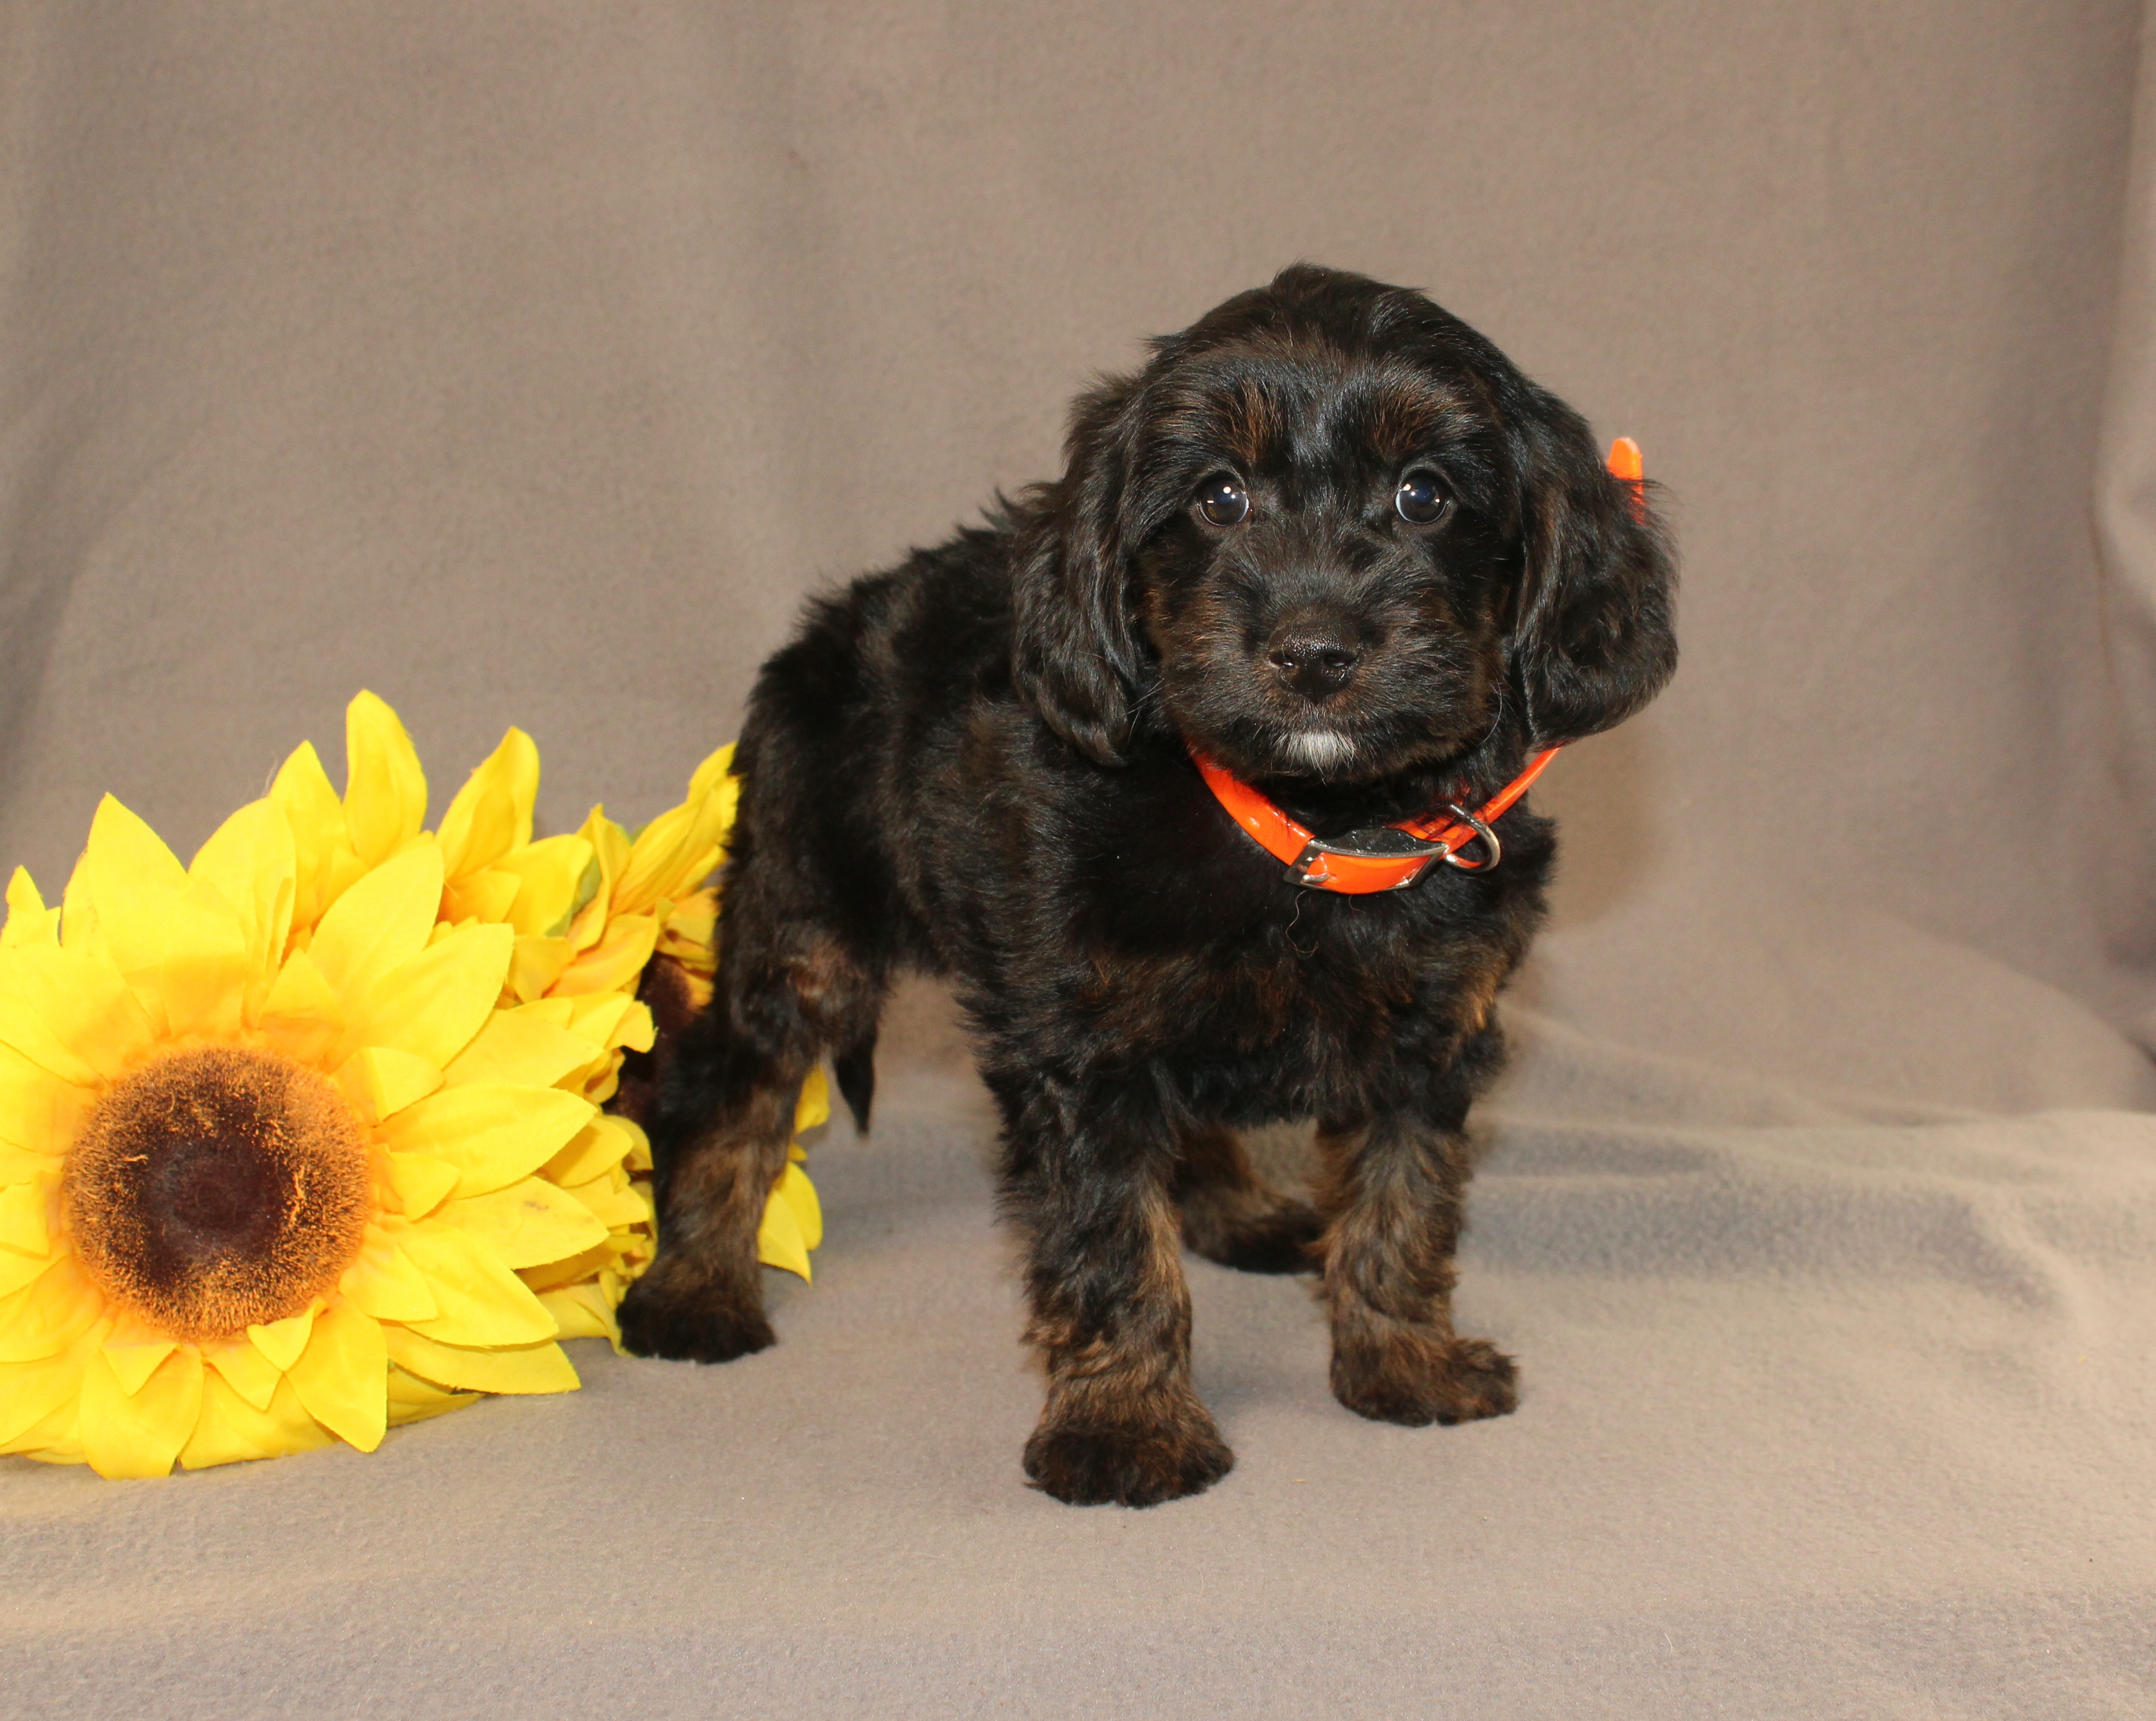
[1607,436,1646,523]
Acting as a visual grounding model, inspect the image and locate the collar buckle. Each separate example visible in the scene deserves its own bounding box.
[1290,825,1454,891]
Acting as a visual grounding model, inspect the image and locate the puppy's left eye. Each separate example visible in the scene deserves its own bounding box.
[1395,468,1452,526]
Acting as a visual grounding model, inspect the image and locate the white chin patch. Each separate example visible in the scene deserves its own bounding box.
[1287,729,1355,772]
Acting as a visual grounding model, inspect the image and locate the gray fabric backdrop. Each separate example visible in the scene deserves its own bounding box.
[5,4,2155,1716]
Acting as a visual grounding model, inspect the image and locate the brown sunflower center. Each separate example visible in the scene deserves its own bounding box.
[65,1046,371,1341]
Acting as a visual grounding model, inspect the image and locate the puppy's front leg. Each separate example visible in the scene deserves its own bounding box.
[996,1070,1233,1507]
[1318,1092,1518,1427]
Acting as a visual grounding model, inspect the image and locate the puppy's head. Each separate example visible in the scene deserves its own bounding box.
[1011,264,1676,781]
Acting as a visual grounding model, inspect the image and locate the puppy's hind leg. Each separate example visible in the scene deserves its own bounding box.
[1173,1126,1322,1274]
[616,880,884,1365]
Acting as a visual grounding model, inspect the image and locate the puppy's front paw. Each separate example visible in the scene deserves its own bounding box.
[616,1256,775,1363]
[1332,1334,1517,1427]
[1024,1409,1234,1507]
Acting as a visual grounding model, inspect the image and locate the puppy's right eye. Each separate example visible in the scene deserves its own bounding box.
[1195,474,1250,527]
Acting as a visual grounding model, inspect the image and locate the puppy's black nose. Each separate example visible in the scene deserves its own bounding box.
[1269,635,1360,699]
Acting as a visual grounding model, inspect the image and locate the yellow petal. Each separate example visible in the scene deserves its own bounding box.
[550,913,657,998]
[381,1084,595,1199]
[248,1305,319,1373]
[795,1064,831,1136]
[687,740,739,797]
[0,1238,59,1297]
[57,839,99,951]
[79,1342,204,1478]
[101,1331,178,1396]
[438,728,538,881]
[537,1284,618,1343]
[516,997,577,1029]
[189,798,297,988]
[562,990,653,1054]
[271,739,362,933]
[0,1396,70,1458]
[308,840,444,1005]
[77,794,187,890]
[571,1048,625,1119]
[657,886,718,965]
[0,1042,90,1158]
[615,744,737,915]
[777,1160,823,1252]
[0,1314,111,1449]
[543,1115,639,1187]
[435,1177,611,1270]
[550,995,653,1106]
[72,799,255,1040]
[508,935,576,1003]
[181,1371,334,1469]
[333,1046,444,1124]
[285,1297,388,1452]
[335,922,512,1070]
[0,1253,100,1362]
[155,878,254,1041]
[0,1144,57,1184]
[340,1235,440,1323]
[343,690,429,868]
[615,1002,658,1056]
[0,942,154,1084]
[495,835,597,940]
[254,949,342,1069]
[383,1152,460,1221]
[262,947,340,1020]
[398,1224,559,1347]
[443,1008,601,1090]
[441,869,521,927]
[200,1332,282,1411]
[619,822,723,920]
[613,809,713,919]
[1,868,58,950]
[7,1406,81,1460]
[570,807,632,942]
[757,1183,811,1282]
[518,1239,617,1293]
[0,1172,54,1256]
[74,796,188,1011]
[383,1326,580,1395]
[559,1173,652,1233]
[385,1361,480,1426]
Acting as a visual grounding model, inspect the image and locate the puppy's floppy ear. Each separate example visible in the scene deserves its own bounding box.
[1509,388,1678,746]
[1011,376,1147,766]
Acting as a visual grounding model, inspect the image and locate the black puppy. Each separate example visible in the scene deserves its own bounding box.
[619,264,1675,1507]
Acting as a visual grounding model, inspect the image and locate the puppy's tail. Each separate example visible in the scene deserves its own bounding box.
[832,1030,877,1134]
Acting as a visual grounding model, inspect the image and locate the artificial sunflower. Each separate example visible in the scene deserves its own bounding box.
[0,695,825,1478]
[0,799,608,1476]
[306,693,824,1293]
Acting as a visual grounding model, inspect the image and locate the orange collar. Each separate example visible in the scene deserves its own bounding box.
[1192,746,1560,893]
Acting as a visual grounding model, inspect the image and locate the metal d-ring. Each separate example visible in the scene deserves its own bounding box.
[1438,804,1501,871]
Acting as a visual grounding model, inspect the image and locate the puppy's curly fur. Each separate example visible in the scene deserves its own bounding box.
[618,264,1676,1507]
